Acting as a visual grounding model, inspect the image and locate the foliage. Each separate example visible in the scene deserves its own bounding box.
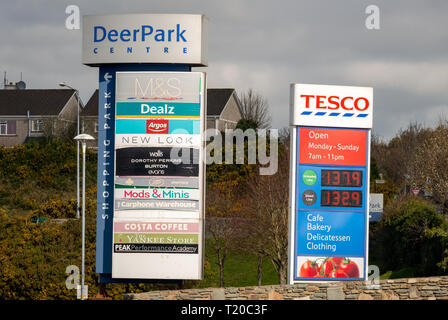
[237,89,271,129]
[371,123,431,189]
[370,178,399,207]
[239,143,290,285]
[0,140,96,190]
[0,211,92,300]
[370,156,380,181]
[370,196,448,276]
[409,123,448,212]
[4,118,448,299]
[205,127,275,286]
[205,177,245,287]
[235,119,258,131]
[206,131,257,184]
[380,267,416,280]
[195,239,278,288]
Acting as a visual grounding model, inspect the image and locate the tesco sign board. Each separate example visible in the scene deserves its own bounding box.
[290,84,373,129]
[82,14,208,66]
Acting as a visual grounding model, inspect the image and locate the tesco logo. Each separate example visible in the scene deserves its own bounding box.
[300,95,370,111]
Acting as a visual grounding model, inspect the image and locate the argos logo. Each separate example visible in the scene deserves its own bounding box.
[300,95,370,112]
[147,120,169,134]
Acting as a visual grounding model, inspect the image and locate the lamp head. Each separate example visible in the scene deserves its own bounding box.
[74,134,95,142]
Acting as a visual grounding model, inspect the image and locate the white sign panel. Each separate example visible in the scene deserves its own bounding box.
[112,72,205,280]
[82,14,208,66]
[369,193,384,213]
[290,84,373,128]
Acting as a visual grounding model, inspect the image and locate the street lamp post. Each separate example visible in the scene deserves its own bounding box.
[74,133,95,300]
[59,82,81,219]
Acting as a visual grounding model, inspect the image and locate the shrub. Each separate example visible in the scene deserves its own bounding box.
[371,195,448,276]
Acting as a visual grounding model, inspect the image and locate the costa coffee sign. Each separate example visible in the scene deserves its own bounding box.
[290,84,373,129]
[147,120,169,134]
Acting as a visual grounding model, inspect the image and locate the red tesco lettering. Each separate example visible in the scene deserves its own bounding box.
[300,95,369,111]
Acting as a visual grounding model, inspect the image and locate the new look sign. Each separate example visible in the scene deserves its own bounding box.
[82,14,208,66]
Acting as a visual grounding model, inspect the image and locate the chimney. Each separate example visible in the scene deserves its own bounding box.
[4,82,17,90]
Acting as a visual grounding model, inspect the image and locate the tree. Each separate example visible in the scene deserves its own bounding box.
[370,196,448,276]
[237,89,271,129]
[235,119,258,131]
[240,143,290,285]
[206,177,242,287]
[372,123,431,191]
[410,122,448,212]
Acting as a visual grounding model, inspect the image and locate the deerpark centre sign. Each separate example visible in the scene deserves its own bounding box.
[82,13,208,283]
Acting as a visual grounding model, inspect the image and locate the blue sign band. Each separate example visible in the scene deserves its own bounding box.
[293,126,370,281]
[96,66,116,274]
[296,210,366,256]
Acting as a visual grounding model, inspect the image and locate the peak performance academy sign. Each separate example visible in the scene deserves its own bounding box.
[82,14,208,66]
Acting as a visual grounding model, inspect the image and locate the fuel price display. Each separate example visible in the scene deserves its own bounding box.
[290,84,373,284]
[321,170,362,187]
[293,127,370,282]
[321,190,362,207]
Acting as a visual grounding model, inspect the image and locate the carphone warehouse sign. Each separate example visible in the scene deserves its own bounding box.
[82,14,208,66]
[288,83,373,283]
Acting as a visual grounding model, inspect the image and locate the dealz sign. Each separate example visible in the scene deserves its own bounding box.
[288,83,373,283]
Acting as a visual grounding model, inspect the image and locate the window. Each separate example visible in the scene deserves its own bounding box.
[0,121,6,135]
[0,120,16,135]
[94,121,98,133]
[31,119,44,132]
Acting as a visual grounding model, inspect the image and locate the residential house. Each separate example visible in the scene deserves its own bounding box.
[0,83,81,147]
[80,89,99,148]
[206,88,243,131]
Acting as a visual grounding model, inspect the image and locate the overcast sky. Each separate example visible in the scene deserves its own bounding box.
[1,0,447,140]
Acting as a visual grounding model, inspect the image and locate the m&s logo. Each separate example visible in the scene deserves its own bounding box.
[147,120,169,134]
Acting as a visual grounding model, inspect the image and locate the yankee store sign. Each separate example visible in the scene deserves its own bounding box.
[288,83,373,283]
[82,14,208,283]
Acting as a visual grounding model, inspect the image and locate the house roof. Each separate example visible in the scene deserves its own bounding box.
[81,88,237,117]
[81,89,98,116]
[206,88,236,116]
[0,89,76,116]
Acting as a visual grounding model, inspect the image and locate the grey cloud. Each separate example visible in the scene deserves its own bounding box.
[0,0,447,140]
